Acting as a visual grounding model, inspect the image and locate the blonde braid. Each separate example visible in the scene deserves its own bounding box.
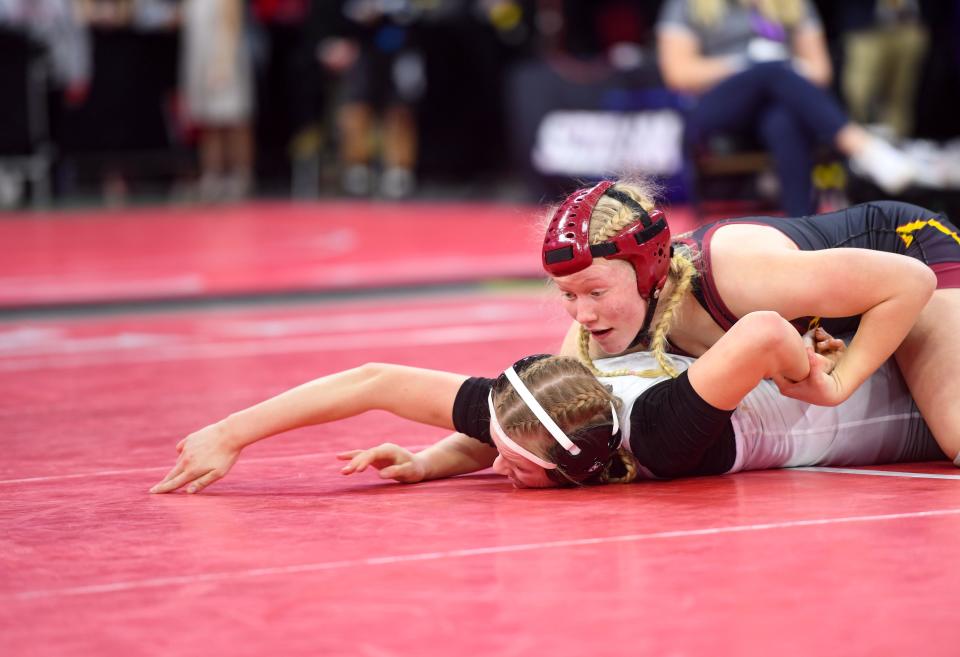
[493,356,639,486]
[501,388,612,439]
[494,357,617,463]
[577,325,601,376]
[495,357,557,439]
[599,448,641,484]
[589,184,658,245]
[549,390,613,430]
[645,250,698,379]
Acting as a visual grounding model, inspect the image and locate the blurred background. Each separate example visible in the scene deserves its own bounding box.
[0,0,957,214]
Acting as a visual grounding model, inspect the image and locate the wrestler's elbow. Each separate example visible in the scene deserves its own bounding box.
[915,262,937,300]
[739,311,796,344]
[738,311,802,368]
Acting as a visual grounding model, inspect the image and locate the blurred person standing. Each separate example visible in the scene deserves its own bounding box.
[0,0,91,204]
[181,0,255,201]
[657,0,917,215]
[74,0,182,205]
[76,0,137,204]
[132,0,180,31]
[0,0,91,104]
[318,0,428,199]
[837,0,928,140]
[250,0,327,196]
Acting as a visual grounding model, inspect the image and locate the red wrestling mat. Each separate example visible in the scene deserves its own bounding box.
[2,291,958,657]
[0,201,702,308]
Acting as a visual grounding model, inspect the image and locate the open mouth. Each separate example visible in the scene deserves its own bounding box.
[590,328,613,338]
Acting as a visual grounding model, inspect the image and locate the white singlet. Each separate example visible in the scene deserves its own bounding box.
[595,353,940,479]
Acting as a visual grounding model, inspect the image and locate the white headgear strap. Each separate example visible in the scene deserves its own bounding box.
[503,366,582,455]
[488,392,558,470]
[487,366,621,470]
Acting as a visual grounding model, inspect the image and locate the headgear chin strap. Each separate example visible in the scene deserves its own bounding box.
[488,363,621,484]
[542,181,673,347]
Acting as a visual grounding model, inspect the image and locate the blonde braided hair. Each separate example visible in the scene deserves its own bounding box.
[574,181,699,380]
[495,358,613,441]
[602,448,641,484]
[493,356,638,484]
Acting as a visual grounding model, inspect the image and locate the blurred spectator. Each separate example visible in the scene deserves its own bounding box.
[76,0,136,203]
[181,0,255,202]
[0,0,91,101]
[318,0,428,199]
[657,0,916,215]
[131,0,180,30]
[838,0,928,140]
[530,0,654,62]
[498,1,677,198]
[0,0,90,205]
[73,0,180,205]
[132,0,180,29]
[407,0,525,187]
[79,0,134,24]
[251,0,326,196]
[501,1,672,195]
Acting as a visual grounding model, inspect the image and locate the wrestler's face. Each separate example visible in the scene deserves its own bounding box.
[553,259,646,355]
[489,431,558,489]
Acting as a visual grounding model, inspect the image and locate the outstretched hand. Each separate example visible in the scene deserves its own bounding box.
[150,423,242,494]
[337,443,427,483]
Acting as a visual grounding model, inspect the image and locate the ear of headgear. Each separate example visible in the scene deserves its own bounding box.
[542,180,673,300]
[489,355,622,485]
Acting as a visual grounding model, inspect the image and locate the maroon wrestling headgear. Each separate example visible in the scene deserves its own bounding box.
[542,181,672,299]
[542,181,673,347]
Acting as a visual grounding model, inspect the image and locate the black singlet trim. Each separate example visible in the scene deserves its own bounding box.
[452,377,495,445]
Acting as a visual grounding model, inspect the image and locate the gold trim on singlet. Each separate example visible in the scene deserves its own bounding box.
[896,219,960,248]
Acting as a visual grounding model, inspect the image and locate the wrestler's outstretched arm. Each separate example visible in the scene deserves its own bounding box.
[150,364,496,494]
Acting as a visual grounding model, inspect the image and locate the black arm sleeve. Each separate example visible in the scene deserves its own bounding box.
[629,370,737,478]
[452,377,495,445]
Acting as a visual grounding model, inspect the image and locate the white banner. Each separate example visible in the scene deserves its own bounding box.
[532,109,685,177]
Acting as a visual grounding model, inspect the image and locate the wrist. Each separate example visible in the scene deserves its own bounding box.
[822,363,849,405]
[217,414,250,451]
[411,451,437,481]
